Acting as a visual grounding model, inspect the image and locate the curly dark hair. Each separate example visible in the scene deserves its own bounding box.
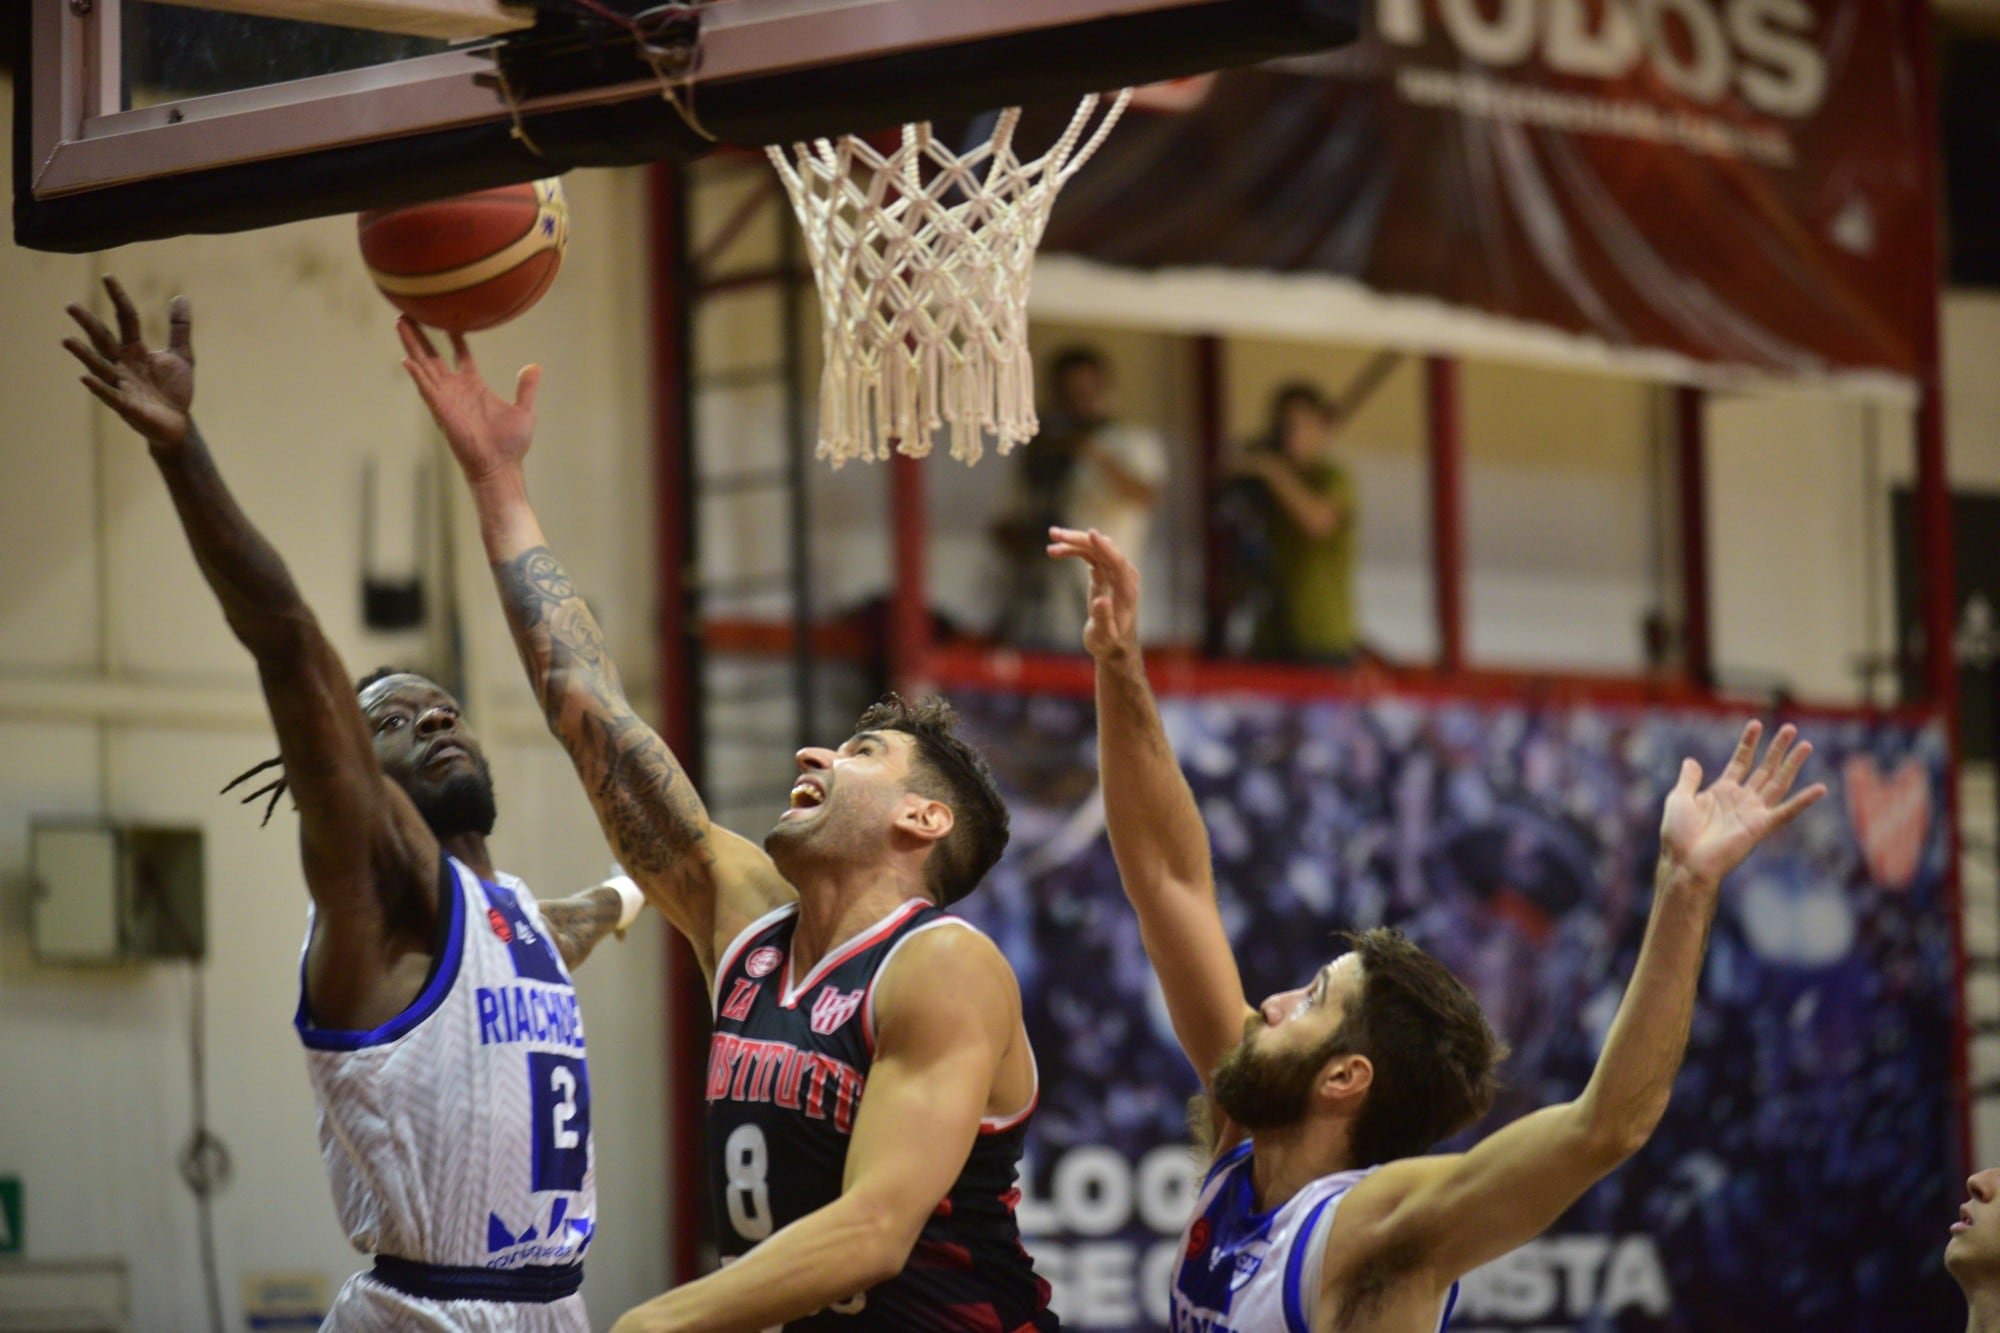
[852,694,1010,906]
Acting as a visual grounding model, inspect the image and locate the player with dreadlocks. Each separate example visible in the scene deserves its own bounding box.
[64,276,641,1332]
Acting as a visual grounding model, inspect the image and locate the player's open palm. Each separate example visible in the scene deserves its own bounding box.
[397,316,540,485]
[1660,721,1826,890]
[64,276,195,449]
[1048,526,1140,663]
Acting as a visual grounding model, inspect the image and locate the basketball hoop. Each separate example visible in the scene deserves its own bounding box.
[766,93,1131,467]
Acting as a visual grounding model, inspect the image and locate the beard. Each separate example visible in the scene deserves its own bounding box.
[1210,1019,1342,1131]
[412,758,498,839]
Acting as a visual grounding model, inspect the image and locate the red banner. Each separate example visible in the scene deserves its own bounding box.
[1043,0,1931,383]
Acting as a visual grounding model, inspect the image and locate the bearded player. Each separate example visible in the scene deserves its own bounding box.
[398,320,1055,1333]
[1050,526,1823,1332]
[63,279,645,1329]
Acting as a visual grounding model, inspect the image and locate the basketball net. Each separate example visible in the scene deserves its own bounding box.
[766,93,1131,467]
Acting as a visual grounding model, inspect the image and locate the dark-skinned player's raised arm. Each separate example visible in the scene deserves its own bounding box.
[64,276,447,1032]
[397,318,794,981]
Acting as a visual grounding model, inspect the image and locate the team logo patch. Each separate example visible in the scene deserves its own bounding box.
[487,907,513,943]
[809,986,865,1035]
[720,978,761,1022]
[745,946,782,978]
[1186,1218,1211,1259]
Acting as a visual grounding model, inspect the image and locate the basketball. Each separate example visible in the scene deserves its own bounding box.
[358,178,568,333]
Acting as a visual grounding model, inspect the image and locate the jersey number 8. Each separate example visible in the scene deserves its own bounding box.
[722,1125,866,1316]
[724,1123,774,1240]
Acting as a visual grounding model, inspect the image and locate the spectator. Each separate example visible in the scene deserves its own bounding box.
[1216,381,1357,662]
[992,346,1167,647]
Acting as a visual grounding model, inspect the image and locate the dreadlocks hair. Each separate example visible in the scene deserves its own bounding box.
[852,694,1010,906]
[220,755,288,827]
[221,666,414,827]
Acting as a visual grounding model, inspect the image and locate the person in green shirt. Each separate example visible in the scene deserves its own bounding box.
[1226,381,1357,662]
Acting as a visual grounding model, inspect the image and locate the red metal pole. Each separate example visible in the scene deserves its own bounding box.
[1426,356,1465,674]
[1904,0,1968,1177]
[647,160,709,1286]
[1917,384,1957,708]
[1674,385,1713,689]
[890,452,929,689]
[1195,336,1227,657]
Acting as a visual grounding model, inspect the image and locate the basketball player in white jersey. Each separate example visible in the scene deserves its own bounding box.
[1949,1167,2000,1330]
[1049,526,1825,1332]
[64,278,644,1331]
[399,321,1057,1332]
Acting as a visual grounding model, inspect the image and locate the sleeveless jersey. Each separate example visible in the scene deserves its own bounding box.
[707,899,1058,1332]
[1171,1144,1457,1333]
[296,854,596,1327]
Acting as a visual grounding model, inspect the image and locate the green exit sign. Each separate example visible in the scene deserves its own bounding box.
[0,1176,19,1255]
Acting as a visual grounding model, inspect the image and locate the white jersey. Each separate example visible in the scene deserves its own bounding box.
[296,855,595,1330]
[1170,1143,1456,1333]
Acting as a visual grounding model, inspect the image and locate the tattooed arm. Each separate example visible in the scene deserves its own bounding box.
[538,885,625,971]
[399,320,793,979]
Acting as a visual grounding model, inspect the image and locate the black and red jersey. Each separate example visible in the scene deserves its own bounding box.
[707,898,1058,1331]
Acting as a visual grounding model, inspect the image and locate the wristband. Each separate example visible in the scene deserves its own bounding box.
[604,874,646,932]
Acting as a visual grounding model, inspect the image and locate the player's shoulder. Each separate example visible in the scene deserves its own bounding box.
[1337,1153,1456,1223]
[872,911,1019,1015]
[1315,1156,1461,1323]
[888,910,1011,974]
[1317,1154,1460,1276]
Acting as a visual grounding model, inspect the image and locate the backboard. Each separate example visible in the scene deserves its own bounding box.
[15,0,1359,252]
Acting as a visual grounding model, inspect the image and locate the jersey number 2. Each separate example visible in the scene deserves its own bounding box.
[530,1052,591,1194]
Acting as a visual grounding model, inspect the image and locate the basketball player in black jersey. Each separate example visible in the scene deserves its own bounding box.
[400,319,1058,1333]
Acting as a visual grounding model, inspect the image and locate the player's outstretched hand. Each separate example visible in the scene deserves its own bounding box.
[1660,721,1826,891]
[397,316,540,487]
[1048,525,1140,665]
[64,276,194,449]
